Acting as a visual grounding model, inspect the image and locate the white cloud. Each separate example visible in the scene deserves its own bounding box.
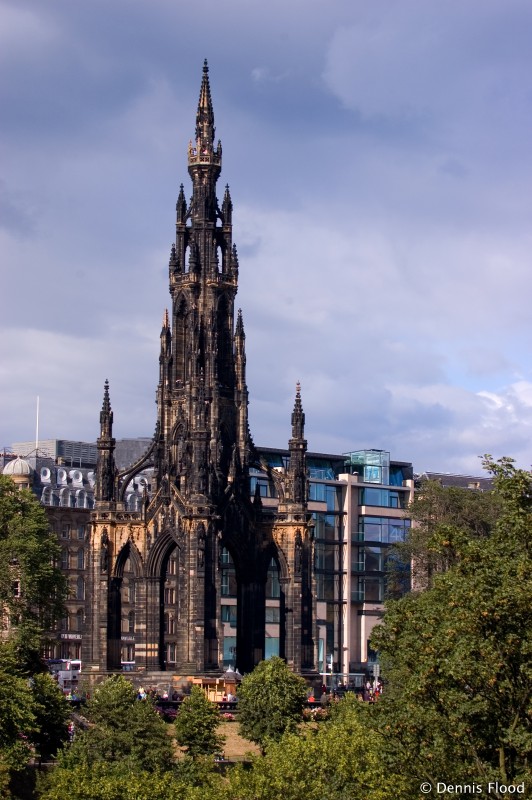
[2,0,532,475]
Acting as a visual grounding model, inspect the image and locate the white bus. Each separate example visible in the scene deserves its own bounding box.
[47,659,82,695]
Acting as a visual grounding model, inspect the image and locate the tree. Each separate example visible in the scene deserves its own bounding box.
[370,457,532,797]
[57,675,175,773]
[397,474,500,590]
[0,475,67,664]
[0,640,69,796]
[228,694,408,800]
[174,686,224,758]
[38,761,227,800]
[30,672,70,762]
[237,656,308,749]
[0,662,36,769]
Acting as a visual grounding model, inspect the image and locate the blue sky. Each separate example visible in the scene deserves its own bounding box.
[1,0,532,475]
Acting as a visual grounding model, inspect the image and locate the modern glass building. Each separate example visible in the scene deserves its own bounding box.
[252,447,414,685]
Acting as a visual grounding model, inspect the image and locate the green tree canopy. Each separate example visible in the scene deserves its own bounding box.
[174,686,224,758]
[237,656,308,749]
[38,760,226,800]
[30,672,70,762]
[57,675,175,773]
[0,640,69,797]
[370,457,532,796]
[228,694,408,800]
[0,475,67,664]
[394,473,501,591]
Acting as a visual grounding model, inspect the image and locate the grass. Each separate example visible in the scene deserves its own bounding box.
[218,720,260,761]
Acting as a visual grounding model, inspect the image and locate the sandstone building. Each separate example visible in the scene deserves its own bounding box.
[87,62,315,677]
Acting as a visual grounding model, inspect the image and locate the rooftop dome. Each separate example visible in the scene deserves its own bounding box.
[3,456,33,476]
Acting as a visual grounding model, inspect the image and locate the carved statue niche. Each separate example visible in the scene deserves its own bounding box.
[197,522,206,568]
[294,529,302,575]
[100,529,109,572]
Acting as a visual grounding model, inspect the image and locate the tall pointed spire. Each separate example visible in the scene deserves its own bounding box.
[95,379,116,502]
[100,379,113,435]
[291,381,305,441]
[196,59,215,146]
[188,59,221,174]
[288,381,307,505]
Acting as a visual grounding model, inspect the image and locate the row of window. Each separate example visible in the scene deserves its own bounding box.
[42,488,94,509]
[249,477,341,511]
[59,608,85,631]
[59,524,88,540]
[359,487,407,509]
[356,516,411,543]
[220,605,281,626]
[61,549,86,570]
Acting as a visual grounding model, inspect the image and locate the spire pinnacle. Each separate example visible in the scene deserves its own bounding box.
[196,59,215,146]
[101,379,111,416]
[291,381,305,441]
[188,60,221,170]
[235,308,245,338]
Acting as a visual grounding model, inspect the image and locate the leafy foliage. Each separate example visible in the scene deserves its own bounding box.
[30,672,70,762]
[0,661,36,771]
[0,641,70,797]
[0,476,67,661]
[174,686,224,758]
[395,474,500,590]
[237,656,308,748]
[38,760,226,800]
[228,694,408,800]
[371,457,532,795]
[57,675,175,773]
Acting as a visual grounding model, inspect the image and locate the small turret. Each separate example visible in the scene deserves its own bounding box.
[222,185,233,225]
[287,382,308,506]
[95,379,116,502]
[176,184,187,224]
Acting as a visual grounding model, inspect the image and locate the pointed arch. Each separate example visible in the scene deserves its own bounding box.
[114,539,143,579]
[146,526,182,578]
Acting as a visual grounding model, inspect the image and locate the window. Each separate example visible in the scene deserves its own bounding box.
[309,482,326,502]
[364,577,383,602]
[164,587,175,604]
[122,644,135,664]
[77,525,86,540]
[61,525,71,539]
[61,549,69,570]
[353,577,383,603]
[77,549,84,570]
[265,606,280,623]
[168,555,177,576]
[128,611,135,633]
[166,643,176,664]
[164,613,176,634]
[223,636,237,667]
[250,477,276,498]
[265,637,279,659]
[76,576,85,600]
[364,547,383,572]
[220,548,237,597]
[123,579,136,603]
[265,558,280,599]
[75,609,84,632]
[360,488,406,509]
[356,517,410,544]
[12,580,21,598]
[221,605,237,626]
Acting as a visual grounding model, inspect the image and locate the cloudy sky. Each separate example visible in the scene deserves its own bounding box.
[2,0,531,476]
